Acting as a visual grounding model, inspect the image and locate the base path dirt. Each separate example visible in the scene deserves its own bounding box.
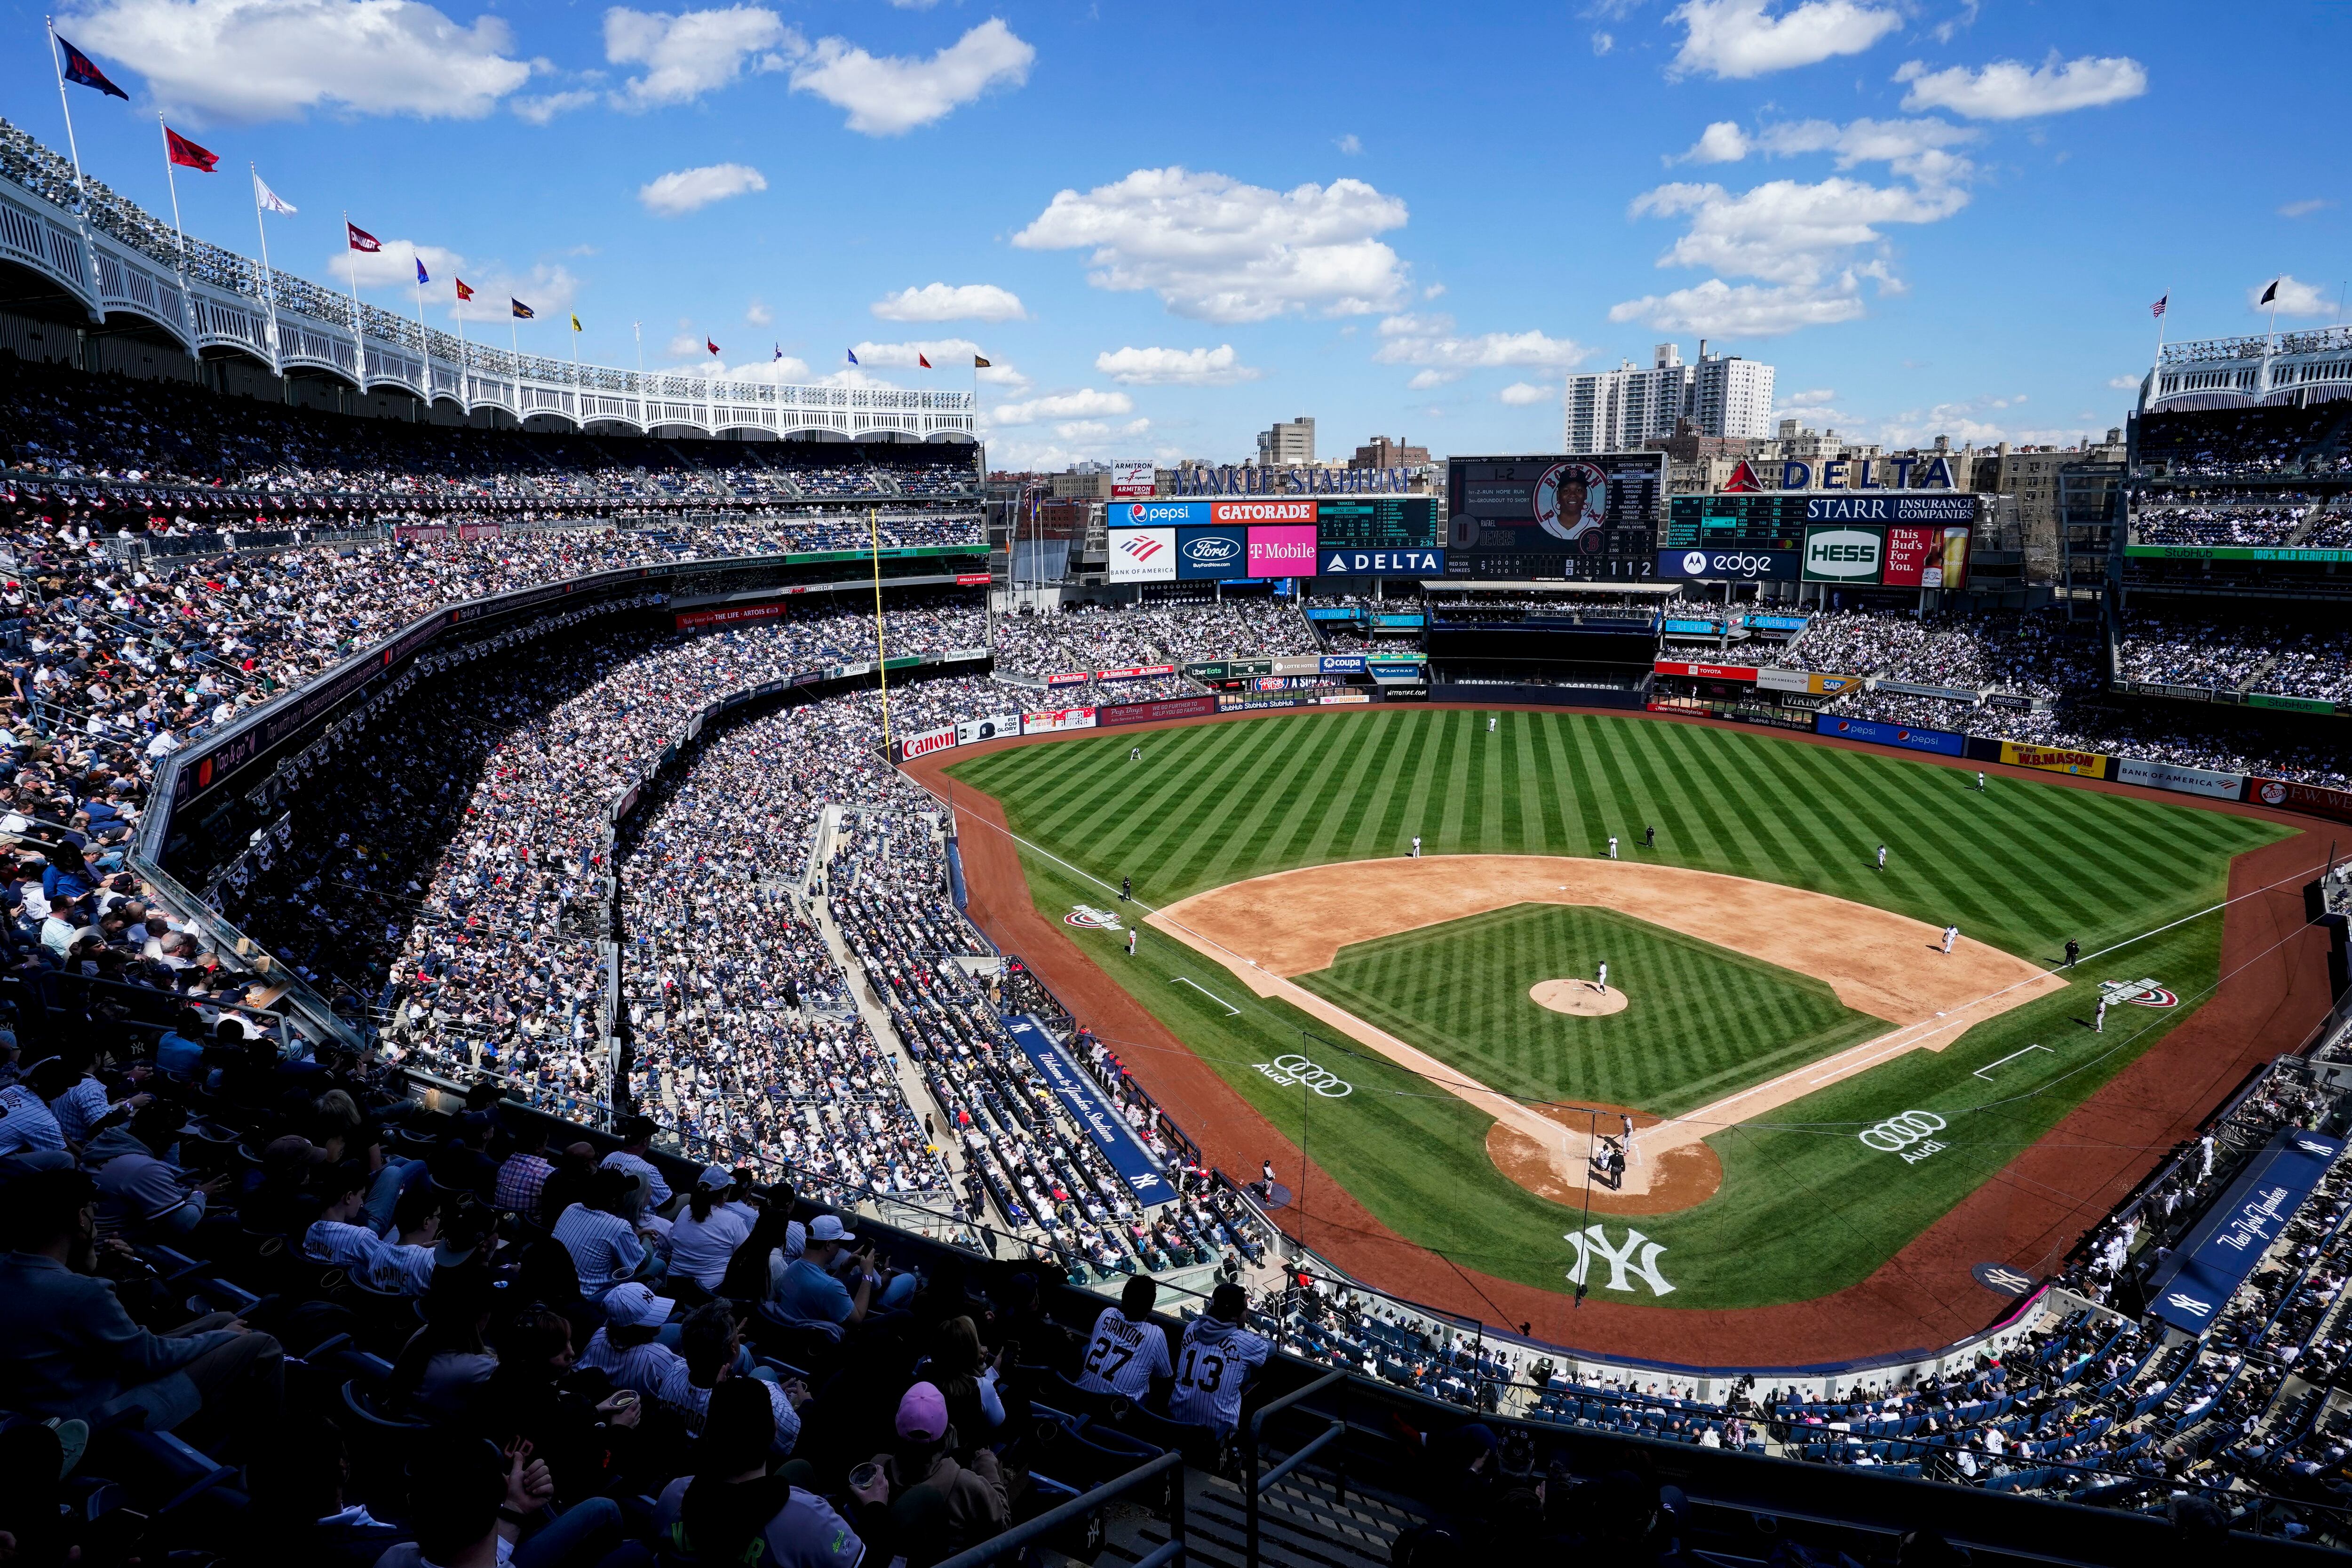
[1145,855,2062,1204]
[904,705,2341,1369]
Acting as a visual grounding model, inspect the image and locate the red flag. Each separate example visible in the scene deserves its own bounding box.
[455,279,475,302]
[346,222,381,253]
[707,338,719,356]
[164,127,218,173]
[917,353,932,369]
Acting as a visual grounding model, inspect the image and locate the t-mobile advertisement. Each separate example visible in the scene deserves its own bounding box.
[1248,524,1318,576]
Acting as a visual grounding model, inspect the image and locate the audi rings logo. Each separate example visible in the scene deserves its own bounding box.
[1258,1054,1353,1097]
[1858,1110,1947,1151]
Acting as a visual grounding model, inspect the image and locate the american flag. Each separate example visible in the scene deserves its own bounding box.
[2151,294,2168,318]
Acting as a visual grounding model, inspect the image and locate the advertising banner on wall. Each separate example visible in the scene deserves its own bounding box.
[1816,713,1967,756]
[2250,777,2352,823]
[1657,545,1798,581]
[1109,499,1319,527]
[1000,1015,1176,1207]
[1318,655,1366,674]
[2115,757,2244,800]
[1315,546,1445,577]
[1107,527,1175,582]
[1757,668,1860,695]
[1802,525,1886,584]
[1095,664,1177,682]
[2145,1127,2344,1334]
[1110,459,1154,499]
[1656,660,1759,681]
[1097,694,1217,727]
[1176,525,1247,578]
[956,714,1020,745]
[1021,707,1097,734]
[900,725,959,761]
[1247,524,1318,577]
[2000,741,2109,778]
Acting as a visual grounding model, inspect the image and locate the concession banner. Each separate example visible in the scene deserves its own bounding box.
[2115,757,2243,801]
[1021,706,1097,734]
[1999,741,2110,778]
[1095,664,1177,682]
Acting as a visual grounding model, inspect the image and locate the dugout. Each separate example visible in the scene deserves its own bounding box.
[1422,580,1670,706]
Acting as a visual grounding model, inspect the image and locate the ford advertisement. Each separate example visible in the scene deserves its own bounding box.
[1175,525,1248,579]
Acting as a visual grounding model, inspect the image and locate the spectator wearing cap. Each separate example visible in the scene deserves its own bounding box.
[494,1117,556,1215]
[658,1379,864,1568]
[0,1167,284,1435]
[85,1099,219,1238]
[769,1214,876,1329]
[576,1281,687,1396]
[599,1114,673,1214]
[876,1381,1009,1560]
[667,1167,756,1296]
[551,1168,651,1302]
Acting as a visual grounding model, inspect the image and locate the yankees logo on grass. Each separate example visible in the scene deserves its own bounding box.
[1564,1224,1674,1297]
[1254,1054,1352,1097]
[1859,1110,1947,1164]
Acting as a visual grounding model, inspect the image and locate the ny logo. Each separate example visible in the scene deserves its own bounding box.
[1564,1225,1675,1297]
[2163,1291,2213,1319]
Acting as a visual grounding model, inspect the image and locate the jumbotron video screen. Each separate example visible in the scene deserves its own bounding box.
[1444,453,1664,580]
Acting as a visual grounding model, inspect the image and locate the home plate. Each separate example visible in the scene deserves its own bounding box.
[1529,979,1630,1017]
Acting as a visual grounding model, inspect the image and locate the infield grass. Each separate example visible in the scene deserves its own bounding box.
[950,708,2293,1308]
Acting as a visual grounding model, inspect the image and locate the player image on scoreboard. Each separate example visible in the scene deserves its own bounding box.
[1534,461,1610,543]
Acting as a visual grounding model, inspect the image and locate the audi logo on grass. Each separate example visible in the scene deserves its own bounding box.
[1859,1110,1948,1164]
[1255,1053,1353,1097]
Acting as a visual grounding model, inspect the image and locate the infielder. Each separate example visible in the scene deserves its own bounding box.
[1607,836,1619,860]
[1410,836,1422,857]
[1125,928,1137,957]
[2094,998,2107,1034]
[1643,825,1656,848]
[1596,961,1609,994]
[1941,924,1958,955]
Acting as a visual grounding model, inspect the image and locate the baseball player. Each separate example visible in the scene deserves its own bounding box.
[1125,927,1137,957]
[1487,716,1497,733]
[1168,1282,1272,1438]
[1078,1276,1173,1399]
[1876,844,1888,872]
[1130,747,1142,762]
[2065,938,2081,968]
[1941,924,1958,955]
[1975,770,1986,792]
[2094,997,2107,1034]
[1607,836,1619,860]
[1596,961,1609,994]
[1410,836,1421,857]
[1643,825,1656,848]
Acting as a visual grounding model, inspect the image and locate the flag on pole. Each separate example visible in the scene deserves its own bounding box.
[164,128,217,172]
[2260,279,2280,306]
[773,343,784,361]
[571,313,582,332]
[254,172,296,215]
[511,298,534,319]
[707,337,719,356]
[415,255,430,286]
[346,222,381,253]
[917,353,931,369]
[845,348,858,365]
[973,355,991,368]
[455,279,475,302]
[2149,294,2167,319]
[56,36,127,99]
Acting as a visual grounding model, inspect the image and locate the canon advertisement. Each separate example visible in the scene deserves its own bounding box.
[1444,453,1662,580]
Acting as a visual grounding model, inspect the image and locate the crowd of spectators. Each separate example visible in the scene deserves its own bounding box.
[2133,504,2316,547]
[2137,405,2344,478]
[987,596,1315,677]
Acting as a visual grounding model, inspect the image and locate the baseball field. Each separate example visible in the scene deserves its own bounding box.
[940,707,2295,1313]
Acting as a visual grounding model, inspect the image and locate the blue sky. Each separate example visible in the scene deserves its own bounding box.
[6,0,2346,468]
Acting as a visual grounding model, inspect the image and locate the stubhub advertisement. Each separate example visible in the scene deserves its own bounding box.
[1248,524,1318,576]
[1176,526,1248,579]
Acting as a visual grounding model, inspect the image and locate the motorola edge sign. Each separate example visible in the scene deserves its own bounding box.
[1656,548,1792,581]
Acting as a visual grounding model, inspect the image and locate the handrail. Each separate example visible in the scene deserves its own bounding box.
[1244,1367,1347,1568]
[930,1448,1185,1568]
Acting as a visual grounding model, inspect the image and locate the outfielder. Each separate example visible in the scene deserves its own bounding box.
[1130,747,1142,762]
[1876,843,1888,872]
[1488,716,1497,733]
[1941,924,1958,955]
[1975,770,1986,792]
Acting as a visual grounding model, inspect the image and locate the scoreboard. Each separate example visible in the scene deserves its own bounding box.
[1661,493,1984,585]
[1313,495,1438,549]
[1667,492,1979,547]
[1444,453,1663,580]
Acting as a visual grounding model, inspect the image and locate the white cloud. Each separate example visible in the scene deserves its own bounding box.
[604,6,798,109]
[637,162,767,216]
[870,282,1027,322]
[2280,198,2335,219]
[326,237,464,291]
[2106,374,2141,390]
[1894,53,2147,119]
[513,88,598,124]
[1093,345,1261,386]
[1629,177,1967,286]
[746,300,773,325]
[1679,121,1752,163]
[1786,387,1836,406]
[789,17,1033,136]
[1498,382,1555,406]
[1677,116,1978,183]
[1669,0,1901,80]
[1014,166,1411,323]
[1335,133,1362,155]
[1591,30,1614,55]
[1372,313,1589,384]
[1609,276,1867,336]
[987,388,1134,427]
[328,246,578,329]
[667,332,702,357]
[1050,417,1152,442]
[847,337,996,372]
[2251,276,2335,318]
[62,0,532,121]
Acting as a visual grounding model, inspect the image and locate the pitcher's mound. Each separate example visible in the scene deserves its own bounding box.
[1530,978,1629,1016]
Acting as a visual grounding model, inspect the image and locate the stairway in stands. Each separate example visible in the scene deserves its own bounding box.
[1092,1463,1416,1568]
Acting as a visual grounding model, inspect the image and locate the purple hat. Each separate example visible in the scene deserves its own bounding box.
[895,1381,949,1442]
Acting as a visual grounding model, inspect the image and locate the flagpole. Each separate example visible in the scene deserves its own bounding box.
[249,165,281,367]
[411,250,429,362]
[453,284,472,412]
[570,316,582,422]
[45,18,87,211]
[156,113,187,266]
[341,209,363,341]
[634,320,644,428]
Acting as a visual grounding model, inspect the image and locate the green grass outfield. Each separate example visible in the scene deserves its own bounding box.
[1296,904,1886,1119]
[948,708,2288,1307]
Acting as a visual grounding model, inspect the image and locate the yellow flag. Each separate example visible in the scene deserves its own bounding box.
[570,313,582,332]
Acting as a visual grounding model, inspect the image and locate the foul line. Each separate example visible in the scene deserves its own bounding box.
[1172,975,1241,1015]
[1973,1043,2054,1081]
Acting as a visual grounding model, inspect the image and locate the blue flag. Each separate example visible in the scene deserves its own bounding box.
[845,348,858,366]
[414,256,430,286]
[57,35,128,100]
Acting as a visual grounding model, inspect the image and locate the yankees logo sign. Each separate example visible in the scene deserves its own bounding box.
[1563,1225,1675,1297]
[1859,1110,1948,1164]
